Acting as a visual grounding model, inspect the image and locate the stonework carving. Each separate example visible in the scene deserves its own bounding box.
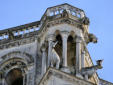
[87,33,98,43]
[79,17,90,25]
[81,60,103,80]
[0,3,112,85]
[49,41,60,69]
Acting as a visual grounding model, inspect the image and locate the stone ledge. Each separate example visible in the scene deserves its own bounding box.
[38,68,96,85]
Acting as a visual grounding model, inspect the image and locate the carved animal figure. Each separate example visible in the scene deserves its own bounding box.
[87,33,98,43]
[81,60,103,80]
[50,41,60,69]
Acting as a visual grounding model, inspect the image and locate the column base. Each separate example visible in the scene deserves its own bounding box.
[60,66,70,73]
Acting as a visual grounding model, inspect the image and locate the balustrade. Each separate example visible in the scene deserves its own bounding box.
[0,26,40,41]
[45,4,85,18]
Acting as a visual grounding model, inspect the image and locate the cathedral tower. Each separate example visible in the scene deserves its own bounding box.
[0,3,112,85]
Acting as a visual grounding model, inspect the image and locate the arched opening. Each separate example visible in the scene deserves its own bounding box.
[54,34,62,67]
[5,68,23,85]
[67,35,76,67]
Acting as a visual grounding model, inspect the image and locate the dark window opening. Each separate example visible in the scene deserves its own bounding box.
[5,68,23,85]
[55,34,62,67]
[67,35,76,67]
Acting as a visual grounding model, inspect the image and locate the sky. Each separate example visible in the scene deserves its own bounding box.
[0,0,113,83]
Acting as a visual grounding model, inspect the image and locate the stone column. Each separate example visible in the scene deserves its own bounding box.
[23,29,25,34]
[1,74,5,85]
[0,78,4,85]
[18,31,20,35]
[2,78,5,85]
[81,51,85,68]
[47,34,55,68]
[23,72,26,85]
[41,45,46,76]
[76,36,82,75]
[61,31,69,67]
[61,31,70,73]
[46,10,50,16]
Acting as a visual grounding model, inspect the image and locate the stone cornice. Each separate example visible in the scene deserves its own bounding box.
[0,16,84,50]
[0,34,37,50]
[39,17,83,36]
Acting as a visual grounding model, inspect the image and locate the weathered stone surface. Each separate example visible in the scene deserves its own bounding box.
[39,68,95,85]
[0,3,112,85]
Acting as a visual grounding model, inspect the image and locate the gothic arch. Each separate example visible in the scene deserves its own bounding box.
[0,58,27,85]
[55,33,62,59]
[67,34,76,67]
[1,51,34,64]
[5,68,23,85]
[69,31,75,38]
[0,51,34,85]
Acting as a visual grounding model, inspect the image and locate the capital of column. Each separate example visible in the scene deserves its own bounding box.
[82,50,85,54]
[41,44,46,52]
[75,36,82,43]
[47,34,55,41]
[61,31,69,39]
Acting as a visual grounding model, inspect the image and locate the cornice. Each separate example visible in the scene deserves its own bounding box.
[0,35,37,50]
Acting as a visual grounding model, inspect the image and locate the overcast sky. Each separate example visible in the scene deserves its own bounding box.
[0,0,113,83]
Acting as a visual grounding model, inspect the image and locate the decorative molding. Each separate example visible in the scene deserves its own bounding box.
[0,51,34,64]
[0,35,37,50]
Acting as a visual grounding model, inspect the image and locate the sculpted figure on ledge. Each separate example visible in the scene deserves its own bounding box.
[81,60,103,80]
[50,41,60,69]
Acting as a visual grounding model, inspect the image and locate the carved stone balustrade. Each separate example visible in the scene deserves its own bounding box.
[45,3,85,18]
[0,21,40,42]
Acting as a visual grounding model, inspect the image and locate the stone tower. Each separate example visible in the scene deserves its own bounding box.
[0,3,112,85]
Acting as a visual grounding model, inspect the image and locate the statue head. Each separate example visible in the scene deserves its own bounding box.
[96,60,103,69]
[88,33,98,43]
[52,41,58,48]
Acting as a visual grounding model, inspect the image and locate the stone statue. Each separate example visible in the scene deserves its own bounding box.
[62,9,68,17]
[80,17,90,25]
[81,60,103,80]
[87,33,98,44]
[50,41,60,69]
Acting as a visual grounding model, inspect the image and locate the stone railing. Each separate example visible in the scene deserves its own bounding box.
[0,21,40,42]
[0,3,86,46]
[45,3,85,18]
[39,3,86,29]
